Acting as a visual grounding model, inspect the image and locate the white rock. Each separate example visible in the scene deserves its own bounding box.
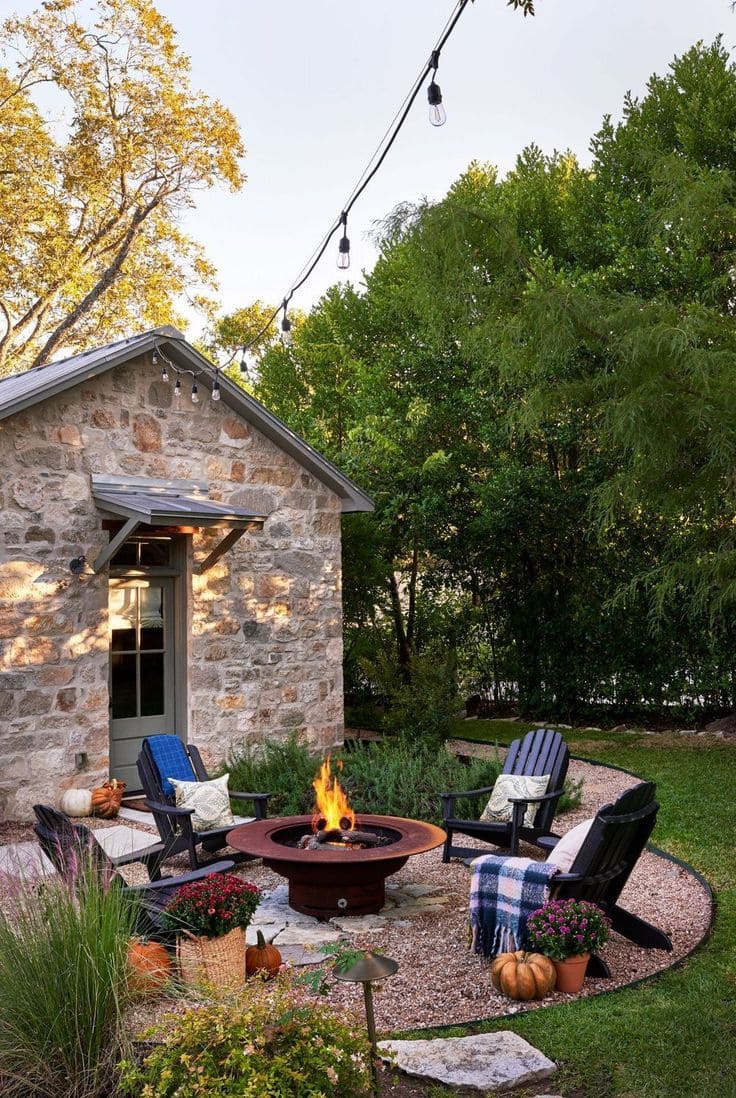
[378,1031,557,1092]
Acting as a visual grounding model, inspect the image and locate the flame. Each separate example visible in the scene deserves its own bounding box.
[312,756,355,833]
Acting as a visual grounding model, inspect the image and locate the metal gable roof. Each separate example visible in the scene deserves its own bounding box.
[93,489,265,528]
[0,326,374,514]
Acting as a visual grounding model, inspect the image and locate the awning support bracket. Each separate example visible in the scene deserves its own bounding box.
[193,526,249,575]
[92,517,140,573]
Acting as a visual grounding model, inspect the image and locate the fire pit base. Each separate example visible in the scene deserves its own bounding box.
[280,854,411,919]
[227,814,446,921]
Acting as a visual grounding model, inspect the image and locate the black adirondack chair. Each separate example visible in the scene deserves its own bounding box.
[547,780,672,975]
[137,735,271,871]
[440,728,570,862]
[32,804,234,942]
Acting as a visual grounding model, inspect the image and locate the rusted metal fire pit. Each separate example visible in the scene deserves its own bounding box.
[228,814,445,920]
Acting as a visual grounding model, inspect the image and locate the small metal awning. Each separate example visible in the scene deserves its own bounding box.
[91,476,265,574]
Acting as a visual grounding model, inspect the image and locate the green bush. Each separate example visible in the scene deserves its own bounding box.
[227,734,319,816]
[228,732,499,825]
[118,981,373,1097]
[0,859,139,1098]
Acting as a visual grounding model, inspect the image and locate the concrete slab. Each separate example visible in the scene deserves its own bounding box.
[378,1032,557,1092]
[0,840,54,878]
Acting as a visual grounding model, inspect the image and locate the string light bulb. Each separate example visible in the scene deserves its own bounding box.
[212,376,221,401]
[239,348,250,374]
[281,306,293,347]
[160,361,169,383]
[427,49,446,127]
[152,349,159,366]
[337,212,350,270]
[191,380,199,404]
[174,378,182,399]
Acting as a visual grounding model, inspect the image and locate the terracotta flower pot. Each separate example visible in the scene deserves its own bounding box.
[553,952,590,994]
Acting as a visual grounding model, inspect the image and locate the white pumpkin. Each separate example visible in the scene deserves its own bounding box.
[60,788,92,817]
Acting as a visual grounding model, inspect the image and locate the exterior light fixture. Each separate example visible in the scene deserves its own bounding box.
[239,348,250,374]
[174,378,182,399]
[427,49,446,126]
[211,376,221,402]
[191,380,199,404]
[69,555,87,575]
[337,212,350,270]
[161,361,169,383]
[333,951,399,1095]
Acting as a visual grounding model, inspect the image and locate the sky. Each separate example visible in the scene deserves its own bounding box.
[6,0,736,337]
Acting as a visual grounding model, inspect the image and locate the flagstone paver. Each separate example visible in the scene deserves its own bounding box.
[378,1032,557,1092]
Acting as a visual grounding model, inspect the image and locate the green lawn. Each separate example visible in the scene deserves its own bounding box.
[426,720,736,1097]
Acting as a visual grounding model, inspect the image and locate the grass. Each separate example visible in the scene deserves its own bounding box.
[436,717,736,1097]
[0,858,140,1098]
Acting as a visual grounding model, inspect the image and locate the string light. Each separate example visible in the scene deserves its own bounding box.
[337,212,350,270]
[224,0,473,368]
[427,50,447,126]
[174,378,182,399]
[160,360,169,382]
[191,379,199,404]
[280,304,293,347]
[212,375,221,401]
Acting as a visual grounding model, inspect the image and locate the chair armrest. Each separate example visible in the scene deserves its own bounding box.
[144,798,194,818]
[230,791,270,820]
[507,789,563,806]
[440,785,495,802]
[132,859,235,894]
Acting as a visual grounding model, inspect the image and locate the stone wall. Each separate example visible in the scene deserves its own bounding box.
[0,352,344,819]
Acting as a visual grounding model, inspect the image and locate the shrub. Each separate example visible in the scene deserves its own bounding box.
[118,981,373,1097]
[228,732,499,826]
[227,734,319,816]
[0,858,139,1098]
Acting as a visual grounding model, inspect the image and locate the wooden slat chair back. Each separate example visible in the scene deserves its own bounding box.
[137,735,270,871]
[32,804,234,942]
[550,780,672,964]
[441,728,570,862]
[33,801,166,880]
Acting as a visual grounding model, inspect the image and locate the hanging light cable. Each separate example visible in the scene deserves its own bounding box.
[223,0,473,367]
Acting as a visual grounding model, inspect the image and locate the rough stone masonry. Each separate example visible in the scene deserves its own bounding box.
[0,352,346,818]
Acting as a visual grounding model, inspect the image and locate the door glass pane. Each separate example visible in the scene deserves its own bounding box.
[110,587,137,651]
[111,654,137,718]
[139,539,171,566]
[140,586,164,650]
[111,541,137,567]
[140,653,165,716]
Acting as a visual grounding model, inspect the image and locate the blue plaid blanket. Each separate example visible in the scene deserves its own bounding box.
[143,735,194,798]
[469,855,559,957]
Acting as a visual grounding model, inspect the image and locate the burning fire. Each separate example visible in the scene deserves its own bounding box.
[312,756,356,833]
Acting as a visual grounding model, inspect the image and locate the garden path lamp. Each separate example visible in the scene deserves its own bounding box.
[333,950,399,1095]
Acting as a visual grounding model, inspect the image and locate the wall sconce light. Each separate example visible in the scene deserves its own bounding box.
[69,555,87,575]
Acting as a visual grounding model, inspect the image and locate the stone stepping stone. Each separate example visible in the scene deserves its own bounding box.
[273,922,344,947]
[0,840,53,878]
[378,1032,557,1092]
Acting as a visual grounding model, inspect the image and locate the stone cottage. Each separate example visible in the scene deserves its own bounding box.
[0,326,372,819]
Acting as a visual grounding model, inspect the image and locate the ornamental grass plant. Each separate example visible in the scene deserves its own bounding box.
[160,872,261,938]
[0,857,139,1098]
[525,898,610,961]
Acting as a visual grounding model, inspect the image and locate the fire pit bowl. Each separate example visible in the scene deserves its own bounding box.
[227,814,446,920]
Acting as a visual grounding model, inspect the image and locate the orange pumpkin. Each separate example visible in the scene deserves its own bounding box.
[127,938,172,994]
[91,779,125,819]
[491,950,556,1001]
[246,931,282,978]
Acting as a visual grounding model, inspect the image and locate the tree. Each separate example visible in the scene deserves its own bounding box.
[0,0,244,374]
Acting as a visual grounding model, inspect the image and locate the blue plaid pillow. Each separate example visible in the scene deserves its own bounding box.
[143,735,195,798]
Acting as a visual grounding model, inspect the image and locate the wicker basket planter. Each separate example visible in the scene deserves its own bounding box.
[177,926,246,990]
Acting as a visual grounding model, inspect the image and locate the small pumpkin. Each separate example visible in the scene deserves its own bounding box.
[127,938,172,994]
[246,930,282,979]
[491,950,556,1001]
[91,779,126,819]
[60,788,92,818]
